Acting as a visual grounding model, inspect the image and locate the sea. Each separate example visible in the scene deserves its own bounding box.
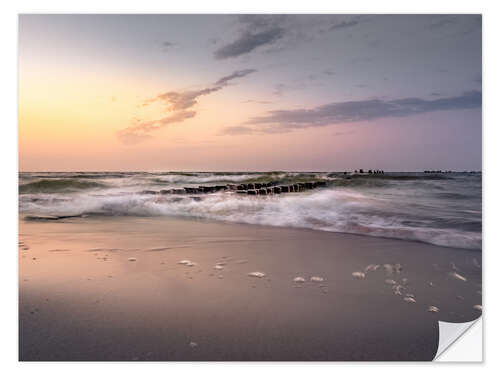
[19,171,482,250]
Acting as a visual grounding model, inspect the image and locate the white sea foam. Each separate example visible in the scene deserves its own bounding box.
[248,272,265,278]
[449,272,467,282]
[19,172,482,250]
[310,276,324,282]
[428,306,440,313]
[178,260,196,267]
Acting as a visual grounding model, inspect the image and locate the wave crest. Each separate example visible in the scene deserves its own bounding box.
[20,188,481,250]
[19,179,105,194]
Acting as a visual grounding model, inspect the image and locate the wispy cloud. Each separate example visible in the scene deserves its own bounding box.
[214,16,286,59]
[429,14,481,35]
[222,90,481,135]
[328,19,360,31]
[272,82,307,97]
[333,130,356,136]
[117,69,256,144]
[215,69,258,86]
[242,99,273,105]
[214,15,368,60]
[220,125,256,135]
[429,15,459,29]
[161,41,177,52]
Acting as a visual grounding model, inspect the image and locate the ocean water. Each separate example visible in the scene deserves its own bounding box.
[18,171,482,250]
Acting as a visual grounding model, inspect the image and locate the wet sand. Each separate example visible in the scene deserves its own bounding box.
[19,216,482,361]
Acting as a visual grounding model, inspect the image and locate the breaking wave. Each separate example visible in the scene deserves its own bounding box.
[19,179,105,194]
[19,171,482,250]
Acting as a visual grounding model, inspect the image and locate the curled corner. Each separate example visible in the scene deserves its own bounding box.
[434,317,482,361]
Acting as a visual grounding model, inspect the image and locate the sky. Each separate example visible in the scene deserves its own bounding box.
[18,14,482,171]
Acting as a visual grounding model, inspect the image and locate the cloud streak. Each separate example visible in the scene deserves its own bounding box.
[214,15,366,60]
[214,27,285,59]
[328,19,360,31]
[222,90,481,135]
[117,69,256,144]
[429,15,459,29]
[213,15,287,59]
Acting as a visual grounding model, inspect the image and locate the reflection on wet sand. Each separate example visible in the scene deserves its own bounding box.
[19,216,482,361]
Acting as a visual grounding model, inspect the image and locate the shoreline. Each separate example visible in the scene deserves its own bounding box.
[20,213,482,252]
[19,216,482,361]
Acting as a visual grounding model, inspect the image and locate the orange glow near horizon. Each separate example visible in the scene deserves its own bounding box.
[18,15,482,172]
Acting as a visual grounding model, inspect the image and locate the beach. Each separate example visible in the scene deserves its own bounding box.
[17,12,484,364]
[19,215,482,361]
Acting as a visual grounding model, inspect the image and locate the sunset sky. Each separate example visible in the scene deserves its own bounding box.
[18,14,482,171]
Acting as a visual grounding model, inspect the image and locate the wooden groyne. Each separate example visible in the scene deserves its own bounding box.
[141,180,328,196]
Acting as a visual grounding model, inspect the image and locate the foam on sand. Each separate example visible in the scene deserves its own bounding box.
[310,276,324,282]
[248,272,265,278]
[449,272,467,282]
[472,305,482,311]
[352,272,365,279]
[364,264,379,272]
[178,260,196,267]
[428,306,440,313]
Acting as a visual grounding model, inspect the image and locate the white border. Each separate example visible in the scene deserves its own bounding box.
[2,0,498,373]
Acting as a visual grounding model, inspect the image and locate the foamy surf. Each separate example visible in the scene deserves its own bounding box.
[19,171,482,250]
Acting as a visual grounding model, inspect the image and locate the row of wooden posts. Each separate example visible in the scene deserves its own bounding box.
[141,180,328,196]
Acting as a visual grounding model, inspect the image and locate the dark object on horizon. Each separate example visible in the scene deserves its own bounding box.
[273,186,282,194]
[141,190,157,195]
[354,169,385,174]
[247,189,258,195]
[259,188,267,195]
